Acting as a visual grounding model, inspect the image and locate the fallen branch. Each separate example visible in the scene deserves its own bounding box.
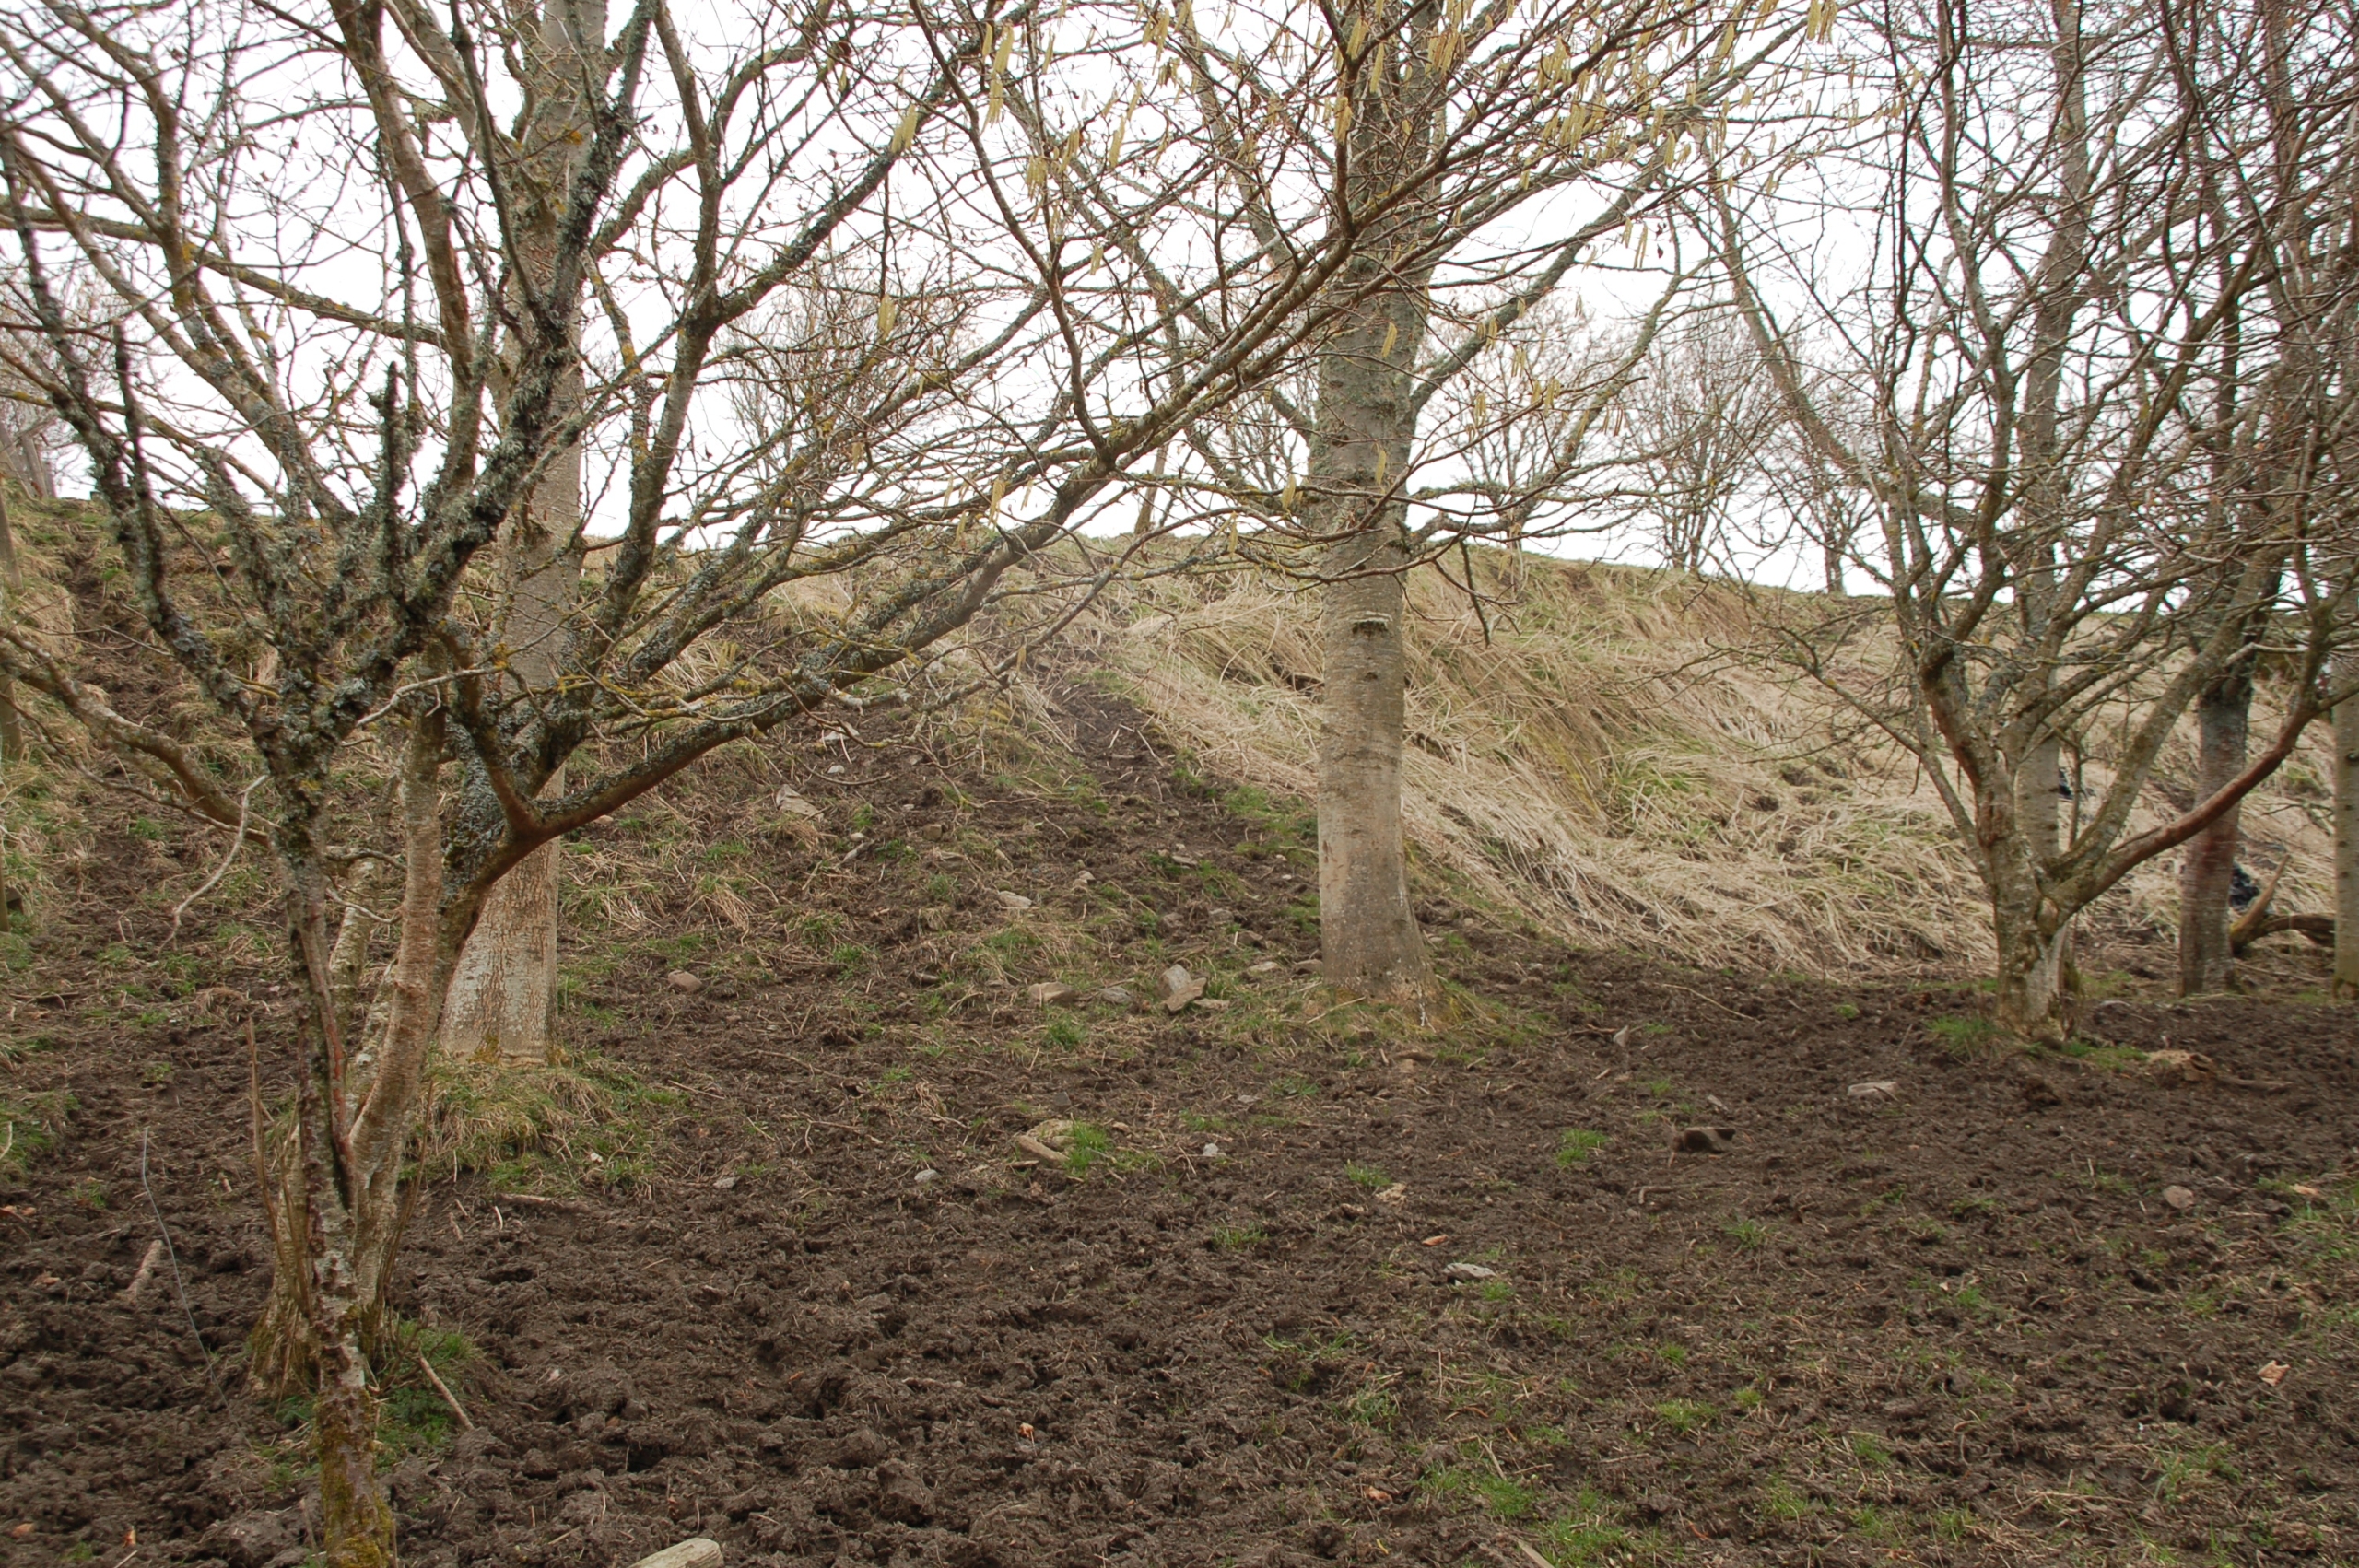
[417,1353,475,1431]
[2231,911,2333,953]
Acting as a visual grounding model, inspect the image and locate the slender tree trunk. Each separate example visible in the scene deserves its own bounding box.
[439,481,573,1064]
[1306,14,1439,1004]
[438,0,601,1066]
[2179,663,2251,994]
[1317,520,1425,998]
[2335,646,2359,998]
[1822,535,1847,597]
[0,485,22,766]
[1311,270,1430,1001]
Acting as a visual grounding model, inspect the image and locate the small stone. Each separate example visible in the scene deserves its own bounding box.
[1201,1142,1224,1159]
[827,764,845,776]
[1196,997,1232,1012]
[773,788,822,819]
[994,890,1034,911]
[1160,964,1205,1012]
[1247,960,1283,977]
[1674,1125,1736,1154]
[1847,1080,1898,1100]
[1208,907,1236,923]
[913,1169,939,1186]
[712,1174,738,1190]
[1442,1261,1497,1281]
[1027,982,1079,1006]
[1094,987,1134,1008]
[626,1541,723,1568]
[667,971,704,993]
[1374,1183,1407,1205]
[2162,1185,2196,1211]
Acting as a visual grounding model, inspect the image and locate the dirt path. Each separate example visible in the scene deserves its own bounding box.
[3,692,2354,1568]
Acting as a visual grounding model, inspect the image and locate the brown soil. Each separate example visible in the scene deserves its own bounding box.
[3,688,2356,1568]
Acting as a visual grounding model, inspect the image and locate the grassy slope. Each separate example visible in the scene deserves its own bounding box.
[1039,550,2339,987]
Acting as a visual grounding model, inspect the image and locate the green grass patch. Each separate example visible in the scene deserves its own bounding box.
[1653,1398,1715,1435]
[1555,1128,1609,1165]
[1,1091,74,1176]
[1927,1014,2001,1055]
[1063,1121,1111,1175]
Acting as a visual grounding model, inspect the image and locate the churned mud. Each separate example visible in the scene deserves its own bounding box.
[5,689,2355,1567]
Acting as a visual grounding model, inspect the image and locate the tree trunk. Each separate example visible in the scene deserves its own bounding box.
[1991,876,2074,1043]
[0,484,22,766]
[254,712,452,1567]
[2178,663,2251,994]
[1317,521,1426,999]
[438,0,601,1066]
[1310,255,1429,1001]
[2336,646,2359,999]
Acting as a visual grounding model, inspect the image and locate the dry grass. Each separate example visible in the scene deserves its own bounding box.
[1010,550,2337,982]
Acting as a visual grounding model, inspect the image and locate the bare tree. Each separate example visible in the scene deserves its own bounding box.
[1713,0,2359,1038]
[1115,0,1802,1000]
[1615,310,1778,575]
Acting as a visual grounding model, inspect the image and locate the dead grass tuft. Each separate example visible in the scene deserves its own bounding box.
[1008,551,2337,981]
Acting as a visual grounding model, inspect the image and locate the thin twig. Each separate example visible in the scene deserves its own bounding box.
[167,773,265,943]
[138,1127,214,1375]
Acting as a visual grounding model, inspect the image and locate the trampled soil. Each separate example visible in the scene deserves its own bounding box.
[4,688,2357,1568]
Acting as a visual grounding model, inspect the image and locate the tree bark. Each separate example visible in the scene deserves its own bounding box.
[1317,518,1425,999]
[2336,646,2359,999]
[2178,662,2251,994]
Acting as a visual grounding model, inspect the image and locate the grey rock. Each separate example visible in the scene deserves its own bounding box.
[1159,964,1204,1012]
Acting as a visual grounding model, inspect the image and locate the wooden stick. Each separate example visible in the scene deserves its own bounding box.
[417,1354,475,1431]
[123,1239,165,1304]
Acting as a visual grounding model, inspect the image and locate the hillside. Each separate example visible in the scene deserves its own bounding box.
[1049,552,2340,989]
[0,516,2353,1568]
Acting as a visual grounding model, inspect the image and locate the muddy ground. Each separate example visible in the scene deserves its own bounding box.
[4,690,2356,1568]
